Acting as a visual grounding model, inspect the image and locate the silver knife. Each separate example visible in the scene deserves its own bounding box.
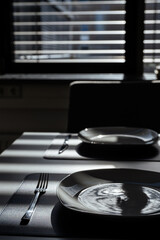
[58,134,71,154]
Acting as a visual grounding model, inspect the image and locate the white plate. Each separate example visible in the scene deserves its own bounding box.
[57,168,160,217]
[78,127,158,146]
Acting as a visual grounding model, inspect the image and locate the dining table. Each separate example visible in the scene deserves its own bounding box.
[1,131,160,240]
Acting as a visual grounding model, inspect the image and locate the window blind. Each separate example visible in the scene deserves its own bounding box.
[13,0,126,64]
[144,0,160,72]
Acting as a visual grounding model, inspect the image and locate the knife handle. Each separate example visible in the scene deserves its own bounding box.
[58,134,71,154]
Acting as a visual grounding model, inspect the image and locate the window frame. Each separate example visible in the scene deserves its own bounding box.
[0,0,145,77]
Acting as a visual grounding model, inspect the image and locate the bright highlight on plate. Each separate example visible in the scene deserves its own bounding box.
[57,168,160,217]
[78,183,160,216]
[78,127,159,145]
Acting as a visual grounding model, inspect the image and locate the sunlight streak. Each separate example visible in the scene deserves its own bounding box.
[14,139,53,146]
[0,181,59,195]
[0,163,115,174]
[1,150,45,157]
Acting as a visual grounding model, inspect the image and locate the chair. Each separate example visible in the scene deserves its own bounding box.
[67,80,160,133]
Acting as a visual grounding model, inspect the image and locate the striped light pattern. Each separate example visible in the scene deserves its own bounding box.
[12,0,126,63]
[144,0,160,71]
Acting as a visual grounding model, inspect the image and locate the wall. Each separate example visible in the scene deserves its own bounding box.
[0,80,70,151]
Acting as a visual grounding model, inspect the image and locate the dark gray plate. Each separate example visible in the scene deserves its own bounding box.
[78,127,158,146]
[57,168,160,217]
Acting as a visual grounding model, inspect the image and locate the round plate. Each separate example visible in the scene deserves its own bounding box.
[78,127,158,146]
[57,168,160,217]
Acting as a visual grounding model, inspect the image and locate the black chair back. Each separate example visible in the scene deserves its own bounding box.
[67,80,160,133]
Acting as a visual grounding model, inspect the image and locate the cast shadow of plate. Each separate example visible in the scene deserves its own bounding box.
[76,143,159,161]
[51,201,159,238]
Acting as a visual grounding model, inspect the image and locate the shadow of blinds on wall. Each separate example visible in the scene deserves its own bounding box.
[13,0,126,63]
[144,0,160,72]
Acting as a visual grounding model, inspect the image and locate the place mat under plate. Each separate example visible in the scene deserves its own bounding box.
[0,173,65,237]
[0,172,135,238]
[0,173,160,238]
[43,133,160,161]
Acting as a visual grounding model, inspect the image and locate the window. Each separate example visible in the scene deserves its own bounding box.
[144,0,160,73]
[13,0,126,64]
[0,0,147,75]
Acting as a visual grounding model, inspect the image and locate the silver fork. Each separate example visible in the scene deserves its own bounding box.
[21,173,49,223]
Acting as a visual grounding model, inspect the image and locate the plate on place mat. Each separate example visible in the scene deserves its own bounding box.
[78,127,158,146]
[57,168,160,218]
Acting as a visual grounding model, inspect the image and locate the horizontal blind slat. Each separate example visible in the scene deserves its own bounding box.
[14,21,126,26]
[15,59,125,63]
[14,30,125,35]
[14,40,125,44]
[15,49,125,54]
[14,11,125,16]
[13,1,126,6]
